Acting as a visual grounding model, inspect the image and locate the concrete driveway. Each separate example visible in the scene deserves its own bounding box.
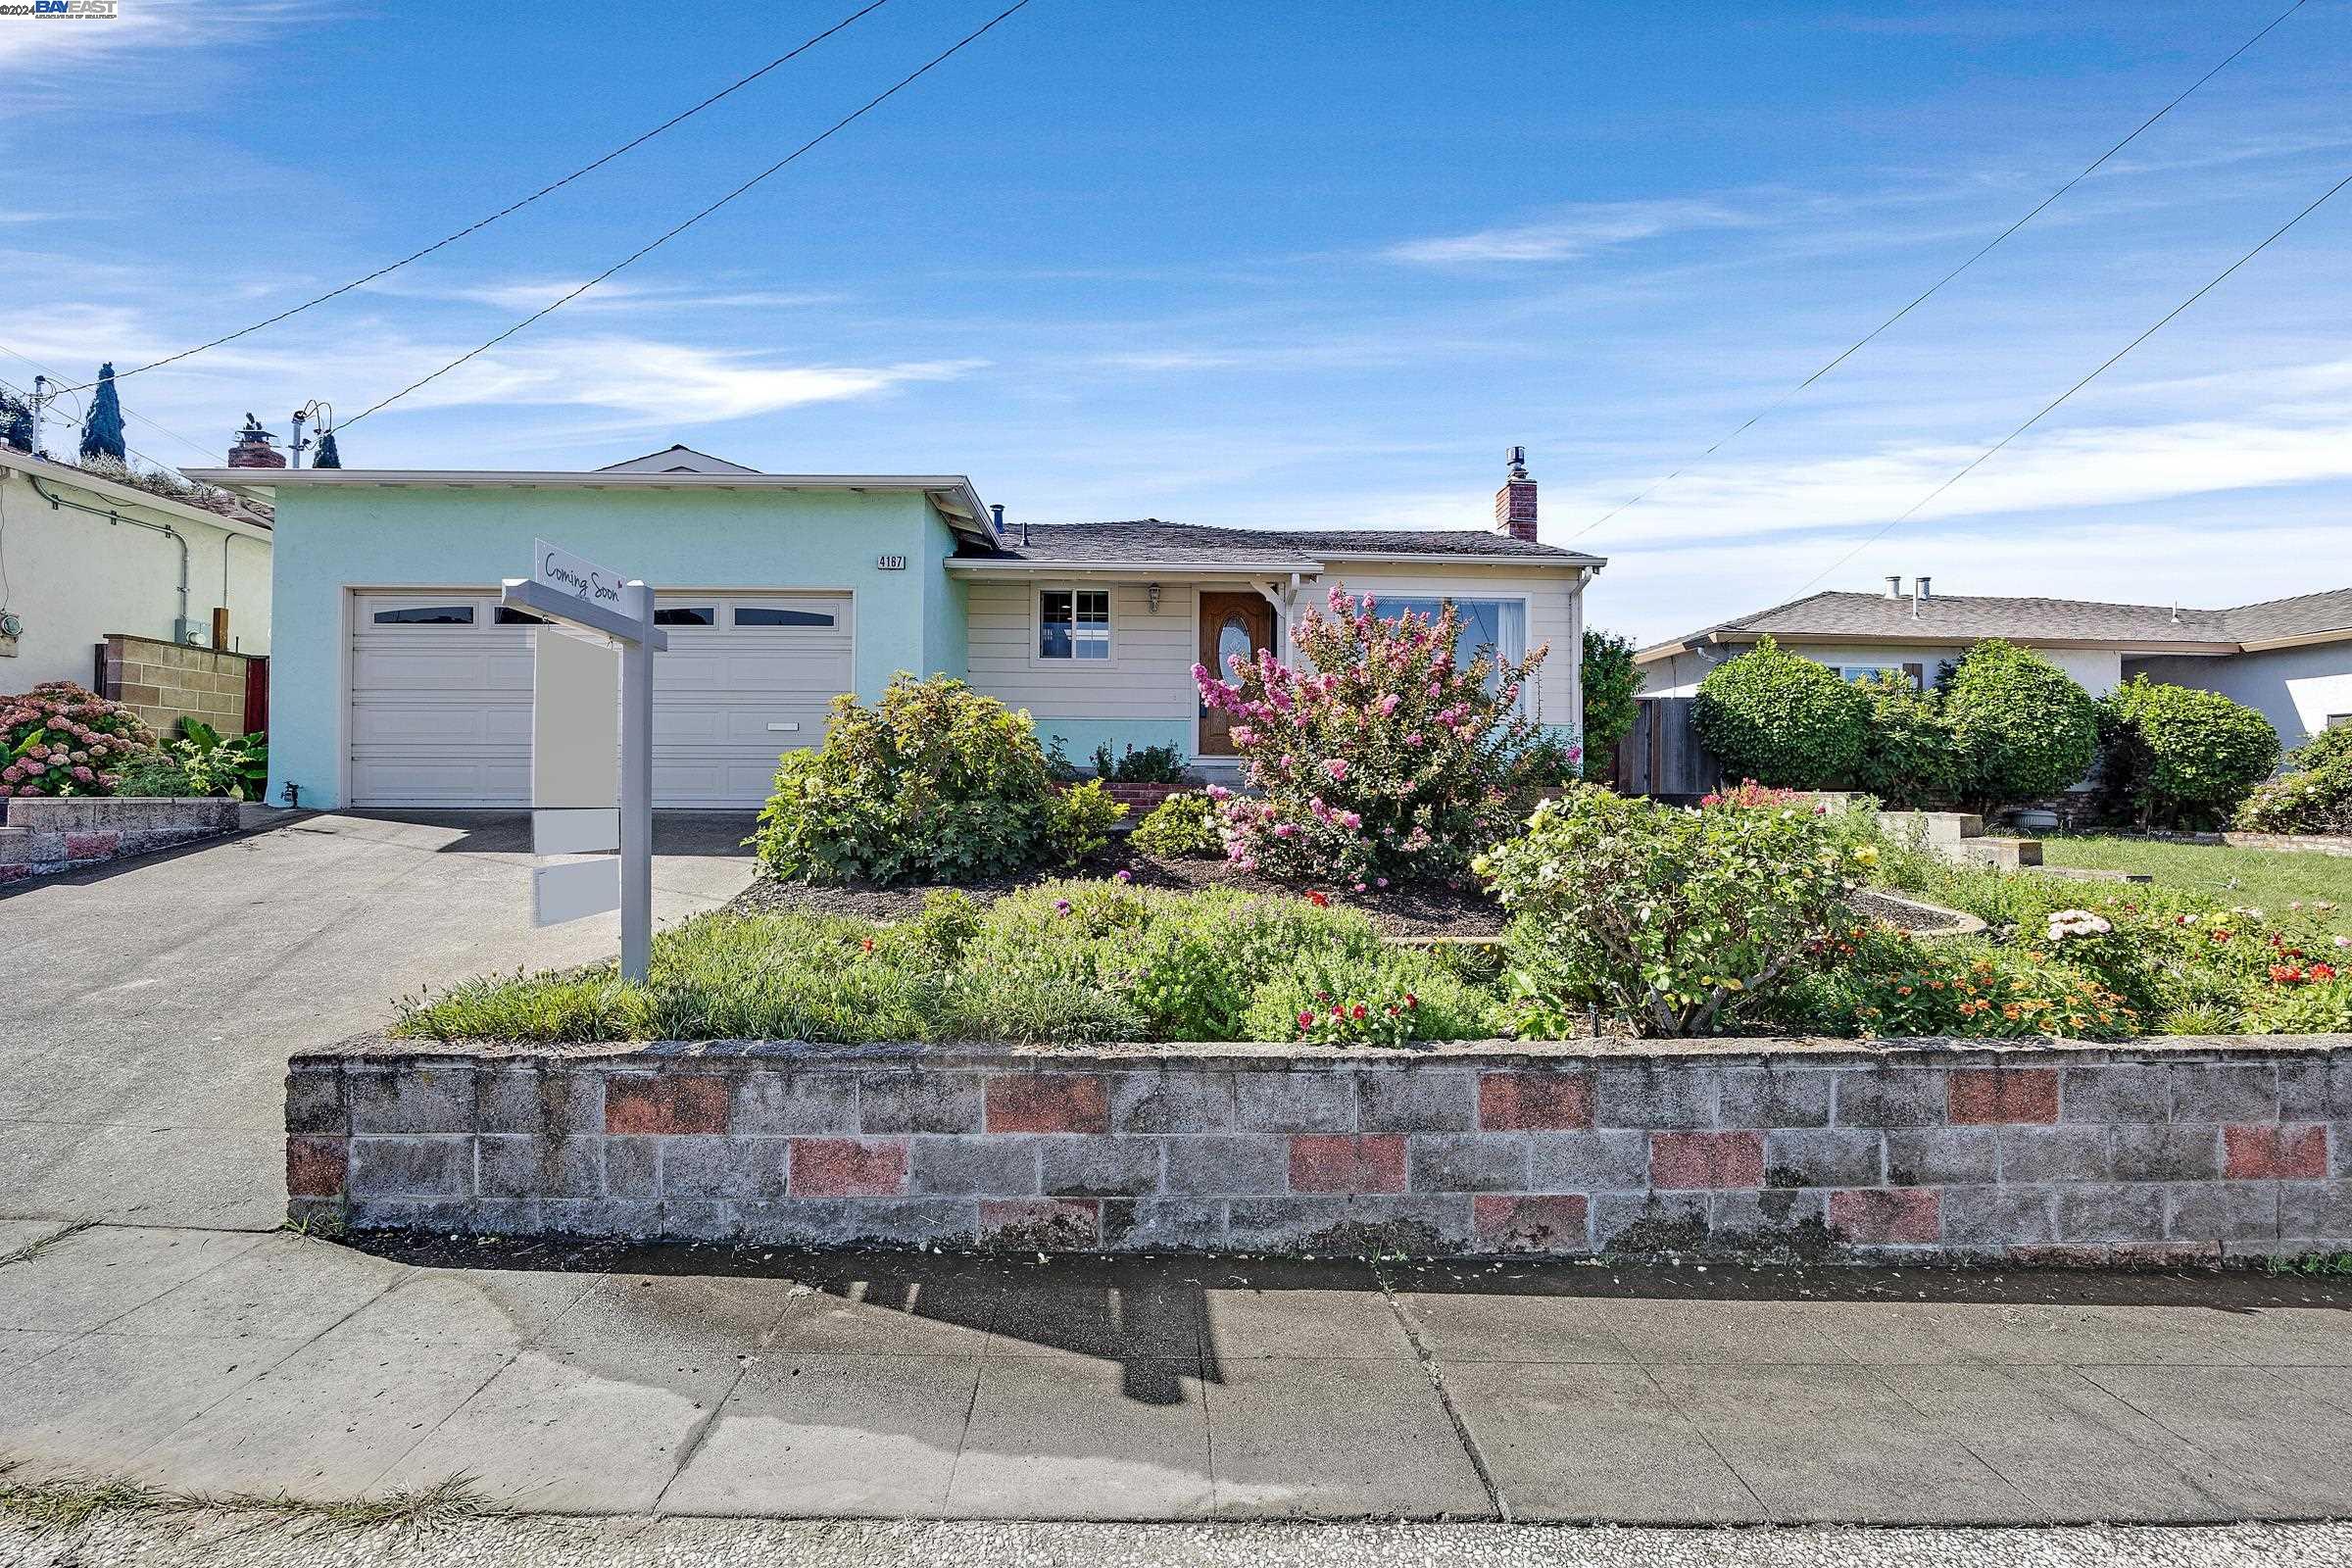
[0,810,758,1230]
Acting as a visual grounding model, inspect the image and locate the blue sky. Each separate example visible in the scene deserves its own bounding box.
[4,0,2349,644]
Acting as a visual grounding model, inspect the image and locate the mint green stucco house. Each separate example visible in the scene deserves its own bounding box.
[190,446,1603,809]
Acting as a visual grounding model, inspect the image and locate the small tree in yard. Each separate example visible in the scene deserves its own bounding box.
[1691,635,1866,789]
[1850,672,1961,808]
[78,364,126,463]
[1579,627,1642,778]
[1194,585,1553,888]
[1942,640,2097,808]
[2096,675,2278,828]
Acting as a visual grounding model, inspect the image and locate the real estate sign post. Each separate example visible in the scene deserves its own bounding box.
[504,540,667,981]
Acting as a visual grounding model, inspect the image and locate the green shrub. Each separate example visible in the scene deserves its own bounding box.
[2,680,160,797]
[1691,636,1866,790]
[1942,640,2097,808]
[1046,779,1127,865]
[754,674,1069,887]
[2096,675,2278,828]
[1479,785,1872,1035]
[1240,948,1503,1046]
[1090,741,1189,784]
[2236,725,2352,834]
[1850,674,1960,808]
[1130,792,1221,857]
[1579,627,1642,775]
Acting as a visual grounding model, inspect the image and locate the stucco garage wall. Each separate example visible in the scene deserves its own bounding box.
[0,466,270,690]
[2131,648,2352,751]
[267,486,956,808]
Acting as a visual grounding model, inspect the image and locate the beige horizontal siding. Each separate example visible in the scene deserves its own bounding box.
[963,579,1202,721]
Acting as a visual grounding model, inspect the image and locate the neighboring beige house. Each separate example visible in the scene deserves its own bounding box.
[1626,577,2352,795]
[0,446,274,731]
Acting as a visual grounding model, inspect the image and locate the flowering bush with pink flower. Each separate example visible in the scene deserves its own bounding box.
[1194,586,1563,886]
[1,681,159,798]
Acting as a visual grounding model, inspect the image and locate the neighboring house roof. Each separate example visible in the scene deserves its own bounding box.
[2216,588,2352,649]
[596,444,760,475]
[1637,588,2274,662]
[185,463,1000,549]
[0,448,275,539]
[953,520,1605,572]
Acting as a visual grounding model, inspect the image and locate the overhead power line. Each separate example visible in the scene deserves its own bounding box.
[52,0,899,395]
[342,0,1036,429]
[1788,166,2352,596]
[1570,0,2313,542]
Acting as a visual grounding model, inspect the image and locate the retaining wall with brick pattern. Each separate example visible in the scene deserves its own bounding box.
[0,797,238,882]
[286,1036,2352,1263]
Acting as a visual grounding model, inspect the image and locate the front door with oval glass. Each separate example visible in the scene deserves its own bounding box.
[1197,591,1274,757]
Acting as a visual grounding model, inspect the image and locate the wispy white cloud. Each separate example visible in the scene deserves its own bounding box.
[358,275,851,314]
[1385,199,1753,266]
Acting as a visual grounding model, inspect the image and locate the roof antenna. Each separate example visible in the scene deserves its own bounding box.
[2171,600,2180,624]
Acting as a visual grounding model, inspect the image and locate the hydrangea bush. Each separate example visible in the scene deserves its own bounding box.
[1,681,158,797]
[1193,586,1557,887]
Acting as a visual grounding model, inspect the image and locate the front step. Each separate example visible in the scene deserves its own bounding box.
[1955,836,2042,870]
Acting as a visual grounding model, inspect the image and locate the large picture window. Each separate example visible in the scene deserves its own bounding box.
[1039,588,1111,660]
[1373,597,1527,696]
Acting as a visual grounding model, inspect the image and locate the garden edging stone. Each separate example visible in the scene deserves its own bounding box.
[290,1031,2352,1265]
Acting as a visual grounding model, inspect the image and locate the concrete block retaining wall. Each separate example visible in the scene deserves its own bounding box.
[288,1036,2352,1265]
[0,796,239,882]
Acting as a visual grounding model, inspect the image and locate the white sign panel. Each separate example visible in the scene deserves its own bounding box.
[534,537,630,613]
[533,858,620,926]
[533,807,620,857]
[533,628,618,813]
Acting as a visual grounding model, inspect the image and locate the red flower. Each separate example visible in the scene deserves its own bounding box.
[1298,1011,1316,1029]
[2315,963,2339,982]
[1306,890,1329,907]
[2211,929,2232,944]
[2271,964,2303,984]
[1351,1003,1368,1019]
[1402,992,1418,1008]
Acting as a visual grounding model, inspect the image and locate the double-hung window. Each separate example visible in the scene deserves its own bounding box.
[1039,588,1111,661]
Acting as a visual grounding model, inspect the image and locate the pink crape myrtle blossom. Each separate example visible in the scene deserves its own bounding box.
[1189,583,1563,886]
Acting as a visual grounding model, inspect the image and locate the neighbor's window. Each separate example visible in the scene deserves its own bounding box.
[734,606,836,628]
[655,607,716,626]
[1823,663,1923,688]
[1039,588,1111,660]
[1374,597,1526,695]
[372,605,474,625]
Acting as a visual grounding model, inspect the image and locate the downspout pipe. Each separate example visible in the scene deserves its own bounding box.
[24,469,192,642]
[222,531,268,651]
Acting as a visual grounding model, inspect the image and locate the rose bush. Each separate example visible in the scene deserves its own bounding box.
[1,681,158,797]
[1193,586,1557,887]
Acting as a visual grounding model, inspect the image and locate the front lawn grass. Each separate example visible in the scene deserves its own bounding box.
[2038,834,2352,930]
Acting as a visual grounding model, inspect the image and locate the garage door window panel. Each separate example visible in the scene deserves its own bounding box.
[372,605,476,626]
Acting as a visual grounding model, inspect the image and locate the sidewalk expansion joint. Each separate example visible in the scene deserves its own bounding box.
[1369,1259,1507,1524]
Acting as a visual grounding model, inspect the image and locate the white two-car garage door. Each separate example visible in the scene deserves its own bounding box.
[349,590,854,808]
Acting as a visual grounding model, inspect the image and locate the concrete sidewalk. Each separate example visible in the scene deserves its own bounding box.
[7,1219,2352,1527]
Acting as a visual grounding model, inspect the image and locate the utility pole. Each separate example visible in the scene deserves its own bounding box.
[28,375,47,458]
[289,406,309,469]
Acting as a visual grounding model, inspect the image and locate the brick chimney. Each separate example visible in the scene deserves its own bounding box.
[1494,446,1537,542]
[227,413,286,469]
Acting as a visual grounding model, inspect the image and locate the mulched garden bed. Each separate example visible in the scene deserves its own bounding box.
[726,846,1506,938]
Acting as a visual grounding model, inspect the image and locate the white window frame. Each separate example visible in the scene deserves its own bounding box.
[1030,582,1117,668]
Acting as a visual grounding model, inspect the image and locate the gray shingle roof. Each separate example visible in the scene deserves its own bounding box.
[2219,588,2352,643]
[1645,585,2352,660]
[957,520,1602,567]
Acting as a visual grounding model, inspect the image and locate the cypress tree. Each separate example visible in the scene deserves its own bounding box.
[0,391,31,453]
[78,363,126,462]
